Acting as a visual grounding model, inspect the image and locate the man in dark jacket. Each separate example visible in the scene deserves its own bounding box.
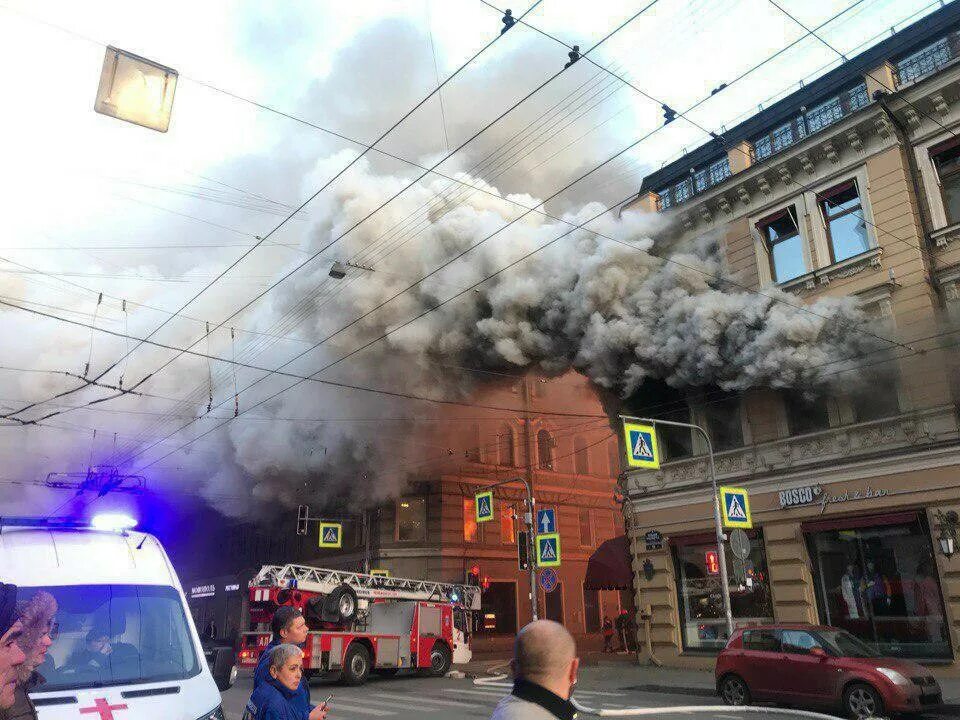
[253,607,313,718]
[6,590,58,720]
[0,584,26,714]
[247,644,327,720]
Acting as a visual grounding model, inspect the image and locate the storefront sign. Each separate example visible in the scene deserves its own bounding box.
[645,530,663,551]
[190,584,215,598]
[224,584,240,592]
[779,483,888,515]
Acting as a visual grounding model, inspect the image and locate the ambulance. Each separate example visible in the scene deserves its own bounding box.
[0,515,228,720]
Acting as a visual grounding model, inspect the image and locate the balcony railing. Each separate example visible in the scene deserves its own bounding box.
[657,155,731,210]
[895,32,960,87]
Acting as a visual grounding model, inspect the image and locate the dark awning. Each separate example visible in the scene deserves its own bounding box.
[583,535,633,591]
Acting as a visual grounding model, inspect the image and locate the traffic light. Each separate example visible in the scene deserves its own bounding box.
[517,530,529,570]
[482,576,490,591]
[466,564,481,586]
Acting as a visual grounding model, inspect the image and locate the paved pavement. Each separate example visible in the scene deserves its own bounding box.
[218,667,958,720]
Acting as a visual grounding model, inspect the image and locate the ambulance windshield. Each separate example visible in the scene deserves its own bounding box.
[16,584,200,691]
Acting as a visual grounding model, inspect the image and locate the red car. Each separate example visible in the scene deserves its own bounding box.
[715,624,943,718]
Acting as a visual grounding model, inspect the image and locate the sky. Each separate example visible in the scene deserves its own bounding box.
[0,0,945,520]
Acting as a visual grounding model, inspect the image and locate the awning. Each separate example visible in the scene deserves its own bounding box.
[583,535,633,590]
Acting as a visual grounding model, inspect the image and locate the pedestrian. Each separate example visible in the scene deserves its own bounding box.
[246,644,327,720]
[601,616,613,653]
[0,583,26,713]
[253,607,313,718]
[6,591,57,720]
[615,610,628,652]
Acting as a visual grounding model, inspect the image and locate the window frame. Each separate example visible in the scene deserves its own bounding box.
[395,495,427,543]
[755,204,808,285]
[817,179,869,265]
[578,508,593,547]
[930,136,960,227]
[537,428,555,470]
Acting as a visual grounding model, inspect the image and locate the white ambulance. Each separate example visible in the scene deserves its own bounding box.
[0,515,227,719]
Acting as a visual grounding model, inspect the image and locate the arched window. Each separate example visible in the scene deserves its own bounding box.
[537,429,554,470]
[574,436,589,475]
[498,424,515,467]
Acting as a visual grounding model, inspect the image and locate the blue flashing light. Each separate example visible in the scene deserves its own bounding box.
[91,512,138,531]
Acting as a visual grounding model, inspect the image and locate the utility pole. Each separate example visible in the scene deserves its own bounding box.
[520,376,539,621]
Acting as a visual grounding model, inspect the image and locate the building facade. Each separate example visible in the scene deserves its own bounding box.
[622,3,960,672]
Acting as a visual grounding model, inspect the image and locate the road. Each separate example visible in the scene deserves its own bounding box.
[218,667,958,720]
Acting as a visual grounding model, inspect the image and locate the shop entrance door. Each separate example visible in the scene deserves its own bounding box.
[544,582,564,624]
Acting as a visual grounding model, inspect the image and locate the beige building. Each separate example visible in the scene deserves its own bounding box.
[621,4,960,672]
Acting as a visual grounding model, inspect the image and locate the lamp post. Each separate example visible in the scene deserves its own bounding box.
[935,510,958,559]
[619,415,734,639]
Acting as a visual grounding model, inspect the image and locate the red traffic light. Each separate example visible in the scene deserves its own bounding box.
[482,576,490,590]
[471,564,480,576]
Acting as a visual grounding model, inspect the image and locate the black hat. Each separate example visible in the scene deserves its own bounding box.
[0,583,18,637]
[271,606,303,639]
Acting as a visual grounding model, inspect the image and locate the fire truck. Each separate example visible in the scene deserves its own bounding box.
[237,564,480,685]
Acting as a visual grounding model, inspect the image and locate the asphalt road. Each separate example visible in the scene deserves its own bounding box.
[220,669,958,720]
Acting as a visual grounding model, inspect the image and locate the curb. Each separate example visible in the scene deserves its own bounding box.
[625,684,717,698]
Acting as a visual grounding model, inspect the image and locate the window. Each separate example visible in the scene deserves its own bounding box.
[544,582,563,624]
[537,429,554,470]
[397,496,426,542]
[805,512,950,659]
[500,504,514,544]
[498,424,515,466]
[932,141,960,225]
[758,206,805,283]
[463,498,478,542]
[673,532,774,651]
[783,390,831,435]
[820,181,869,263]
[851,385,900,423]
[659,406,693,461]
[781,629,823,655]
[702,393,743,452]
[608,440,621,476]
[465,423,481,463]
[574,436,589,474]
[743,629,781,652]
[583,586,602,633]
[579,509,593,546]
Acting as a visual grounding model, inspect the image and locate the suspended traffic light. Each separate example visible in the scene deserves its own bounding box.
[466,565,481,587]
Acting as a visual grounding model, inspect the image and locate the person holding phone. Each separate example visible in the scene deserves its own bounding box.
[245,644,328,720]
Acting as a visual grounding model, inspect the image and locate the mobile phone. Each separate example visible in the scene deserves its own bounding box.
[320,694,333,710]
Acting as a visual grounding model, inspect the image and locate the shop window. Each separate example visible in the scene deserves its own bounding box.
[673,532,774,651]
[805,512,950,659]
[574,436,589,474]
[579,509,593,546]
[583,586,602,632]
[396,496,426,542]
[931,140,960,225]
[703,393,744,451]
[463,498,479,543]
[758,206,805,283]
[783,390,831,435]
[498,424,515,466]
[819,180,870,264]
[478,581,517,635]
[537,429,554,470]
[500,504,514,544]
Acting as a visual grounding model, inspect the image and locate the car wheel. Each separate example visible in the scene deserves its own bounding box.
[341,643,372,686]
[719,674,751,706]
[324,584,359,624]
[843,683,883,720]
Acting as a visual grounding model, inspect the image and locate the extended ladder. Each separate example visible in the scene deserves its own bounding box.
[251,564,481,610]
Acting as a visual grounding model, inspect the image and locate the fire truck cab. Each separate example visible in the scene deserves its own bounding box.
[238,564,479,685]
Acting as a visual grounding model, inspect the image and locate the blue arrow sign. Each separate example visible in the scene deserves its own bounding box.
[536,508,556,534]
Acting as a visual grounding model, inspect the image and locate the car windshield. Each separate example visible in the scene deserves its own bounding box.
[16,584,200,691]
[815,629,881,658]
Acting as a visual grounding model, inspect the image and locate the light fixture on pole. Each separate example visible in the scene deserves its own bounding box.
[935,510,958,559]
[95,46,177,132]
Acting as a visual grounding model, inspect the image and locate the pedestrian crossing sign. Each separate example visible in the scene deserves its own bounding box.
[622,421,660,469]
[318,522,343,548]
[370,569,390,578]
[720,486,752,529]
[475,491,494,523]
[536,532,561,568]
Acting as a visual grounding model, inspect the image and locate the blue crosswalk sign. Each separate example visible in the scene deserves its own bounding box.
[536,508,555,534]
[720,486,752,529]
[622,421,660,469]
[536,533,561,568]
[318,522,343,548]
[475,491,494,523]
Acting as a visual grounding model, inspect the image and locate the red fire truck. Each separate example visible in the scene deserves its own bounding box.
[237,564,480,685]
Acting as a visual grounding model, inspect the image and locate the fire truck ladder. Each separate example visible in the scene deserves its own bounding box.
[252,564,481,610]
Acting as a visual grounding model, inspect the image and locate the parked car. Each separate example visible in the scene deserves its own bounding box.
[716,623,943,719]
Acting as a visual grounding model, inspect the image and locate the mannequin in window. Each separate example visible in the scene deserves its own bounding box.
[863,560,891,616]
[913,559,944,642]
[840,563,864,620]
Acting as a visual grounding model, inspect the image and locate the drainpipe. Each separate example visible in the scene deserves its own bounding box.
[874,90,944,304]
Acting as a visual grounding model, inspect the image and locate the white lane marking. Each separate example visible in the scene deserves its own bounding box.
[326,701,397,716]
[444,688,507,699]
[475,681,625,697]
[372,692,484,709]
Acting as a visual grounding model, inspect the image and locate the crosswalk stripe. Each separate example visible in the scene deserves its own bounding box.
[468,682,625,699]
[371,692,484,709]
[327,701,397,716]
[442,688,506,699]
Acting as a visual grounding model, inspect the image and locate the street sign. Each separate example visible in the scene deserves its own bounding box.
[644,530,663,551]
[539,568,558,593]
[720,486,752,529]
[535,533,561,568]
[536,508,556,534]
[622,421,660,469]
[517,530,530,570]
[318,522,343,548]
[730,528,751,560]
[370,569,390,578]
[475,491,494,523]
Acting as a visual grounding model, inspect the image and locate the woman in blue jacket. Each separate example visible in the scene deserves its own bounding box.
[245,645,328,720]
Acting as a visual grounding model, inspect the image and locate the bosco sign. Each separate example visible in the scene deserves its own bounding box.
[779,485,820,508]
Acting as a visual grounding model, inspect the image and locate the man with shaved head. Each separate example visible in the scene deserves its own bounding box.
[490,620,579,720]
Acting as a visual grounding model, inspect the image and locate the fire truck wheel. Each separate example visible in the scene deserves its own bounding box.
[324,584,359,624]
[341,643,372,686]
[427,642,452,677]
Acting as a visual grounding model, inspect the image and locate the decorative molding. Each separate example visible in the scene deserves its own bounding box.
[736,186,751,204]
[698,204,713,223]
[680,212,694,231]
[855,280,898,319]
[874,115,892,139]
[717,195,733,214]
[777,165,793,185]
[799,153,815,174]
[931,93,950,118]
[757,175,772,195]
[817,247,883,285]
[903,107,922,129]
[846,129,863,151]
[822,140,839,164]
[931,222,960,248]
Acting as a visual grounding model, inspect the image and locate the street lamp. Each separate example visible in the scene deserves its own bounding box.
[935,510,958,559]
[95,46,177,132]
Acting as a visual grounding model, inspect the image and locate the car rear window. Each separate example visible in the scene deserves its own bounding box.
[742,629,780,652]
